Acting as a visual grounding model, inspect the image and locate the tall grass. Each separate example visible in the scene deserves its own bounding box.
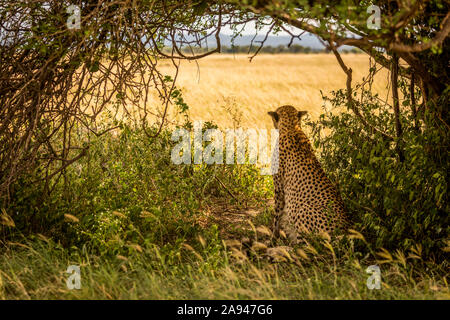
[0,124,448,300]
[145,54,390,129]
[1,233,448,299]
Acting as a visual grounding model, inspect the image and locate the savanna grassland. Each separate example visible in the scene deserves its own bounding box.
[152,53,391,129]
[0,54,448,300]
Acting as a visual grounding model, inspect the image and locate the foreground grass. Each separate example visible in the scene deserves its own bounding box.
[1,126,447,300]
[1,236,448,300]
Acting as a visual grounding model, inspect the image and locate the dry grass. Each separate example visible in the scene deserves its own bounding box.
[151,53,390,129]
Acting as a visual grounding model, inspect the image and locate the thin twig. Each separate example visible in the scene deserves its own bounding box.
[215,176,240,204]
[329,42,394,141]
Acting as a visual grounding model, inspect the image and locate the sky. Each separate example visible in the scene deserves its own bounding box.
[210,19,326,49]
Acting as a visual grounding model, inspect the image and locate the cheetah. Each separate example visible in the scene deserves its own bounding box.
[268,105,349,242]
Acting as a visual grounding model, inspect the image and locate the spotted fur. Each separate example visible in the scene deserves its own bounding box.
[268,105,349,242]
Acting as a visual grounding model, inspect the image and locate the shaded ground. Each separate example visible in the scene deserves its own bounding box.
[202,198,274,240]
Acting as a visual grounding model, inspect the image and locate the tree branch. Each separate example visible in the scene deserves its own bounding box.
[329,42,394,141]
[391,53,404,161]
[389,12,450,52]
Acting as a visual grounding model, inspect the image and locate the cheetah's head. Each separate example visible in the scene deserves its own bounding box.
[268,105,307,130]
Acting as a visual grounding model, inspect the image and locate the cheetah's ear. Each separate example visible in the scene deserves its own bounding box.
[268,111,279,122]
[297,111,308,120]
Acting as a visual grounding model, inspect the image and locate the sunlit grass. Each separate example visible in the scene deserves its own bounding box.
[150,53,390,129]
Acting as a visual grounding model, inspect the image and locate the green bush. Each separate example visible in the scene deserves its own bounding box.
[309,86,449,259]
[3,119,272,256]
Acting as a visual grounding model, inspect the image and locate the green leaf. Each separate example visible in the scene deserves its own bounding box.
[89,60,100,72]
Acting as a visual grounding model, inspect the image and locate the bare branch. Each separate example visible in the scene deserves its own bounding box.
[329,42,394,141]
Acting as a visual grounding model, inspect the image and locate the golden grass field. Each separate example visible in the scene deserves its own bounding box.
[153,53,390,129]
